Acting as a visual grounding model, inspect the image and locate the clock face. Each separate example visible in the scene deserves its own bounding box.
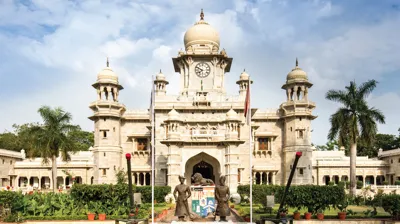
[195,62,211,78]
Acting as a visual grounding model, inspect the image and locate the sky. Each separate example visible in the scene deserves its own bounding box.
[0,0,399,146]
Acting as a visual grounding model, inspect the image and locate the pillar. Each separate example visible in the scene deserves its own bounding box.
[266,172,269,185]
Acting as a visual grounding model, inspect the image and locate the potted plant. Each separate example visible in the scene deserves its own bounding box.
[87,210,95,221]
[280,207,288,218]
[317,208,324,220]
[230,198,235,208]
[304,207,312,220]
[293,207,301,220]
[98,204,106,221]
[337,202,348,220]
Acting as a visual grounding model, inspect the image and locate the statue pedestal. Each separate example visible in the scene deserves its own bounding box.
[190,185,216,218]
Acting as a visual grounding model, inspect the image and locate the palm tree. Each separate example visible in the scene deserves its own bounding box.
[28,106,79,192]
[326,80,385,196]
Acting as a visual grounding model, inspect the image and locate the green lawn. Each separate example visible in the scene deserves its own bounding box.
[233,203,391,220]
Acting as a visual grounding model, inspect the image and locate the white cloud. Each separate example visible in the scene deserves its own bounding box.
[0,0,399,147]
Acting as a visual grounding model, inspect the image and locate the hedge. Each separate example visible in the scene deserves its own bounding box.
[238,185,345,213]
[70,184,171,204]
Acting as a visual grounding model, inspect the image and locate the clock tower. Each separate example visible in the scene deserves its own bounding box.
[172,9,232,96]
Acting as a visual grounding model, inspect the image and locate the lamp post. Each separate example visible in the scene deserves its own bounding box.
[126,153,135,218]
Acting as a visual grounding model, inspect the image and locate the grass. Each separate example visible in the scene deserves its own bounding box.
[233,203,391,220]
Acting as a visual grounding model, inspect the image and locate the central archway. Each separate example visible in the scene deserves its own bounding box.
[185,152,221,185]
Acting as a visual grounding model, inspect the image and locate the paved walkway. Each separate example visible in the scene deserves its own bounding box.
[160,208,242,223]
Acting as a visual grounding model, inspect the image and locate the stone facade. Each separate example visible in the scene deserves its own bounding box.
[2,11,399,194]
[88,11,316,193]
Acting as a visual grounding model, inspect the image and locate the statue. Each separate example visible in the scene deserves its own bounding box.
[173,175,192,221]
[215,175,230,222]
[191,173,214,186]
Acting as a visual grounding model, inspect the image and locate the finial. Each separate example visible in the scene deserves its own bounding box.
[159,69,162,73]
[200,9,204,20]
[295,57,298,67]
[106,57,109,67]
[243,68,246,72]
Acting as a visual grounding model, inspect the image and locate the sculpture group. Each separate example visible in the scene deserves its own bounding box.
[173,174,230,222]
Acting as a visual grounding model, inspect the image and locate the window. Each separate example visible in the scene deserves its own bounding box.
[104,152,106,157]
[299,168,304,175]
[258,138,269,150]
[238,169,241,182]
[398,158,400,163]
[10,160,12,165]
[391,159,393,164]
[102,169,107,176]
[103,131,107,138]
[298,130,304,139]
[2,159,4,164]
[137,138,148,150]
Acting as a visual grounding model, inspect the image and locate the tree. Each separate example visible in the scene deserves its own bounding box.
[316,140,339,151]
[68,128,94,151]
[326,79,385,196]
[27,106,80,192]
[357,133,400,158]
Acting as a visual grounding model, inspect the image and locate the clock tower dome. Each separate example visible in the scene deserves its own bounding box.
[172,9,232,97]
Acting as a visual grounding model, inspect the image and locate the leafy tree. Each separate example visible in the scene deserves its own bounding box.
[316,140,339,151]
[326,79,385,196]
[68,127,94,151]
[27,106,80,192]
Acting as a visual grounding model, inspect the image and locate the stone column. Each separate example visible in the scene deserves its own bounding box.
[266,172,270,185]
[167,145,182,191]
[226,144,239,193]
[272,172,276,185]
[260,172,263,185]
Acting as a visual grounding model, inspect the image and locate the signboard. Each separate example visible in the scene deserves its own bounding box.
[266,195,275,208]
[190,186,215,217]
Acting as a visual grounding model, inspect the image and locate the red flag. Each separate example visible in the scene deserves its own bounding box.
[244,80,251,124]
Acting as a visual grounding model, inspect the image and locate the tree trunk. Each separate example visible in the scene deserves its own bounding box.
[349,142,357,196]
[52,155,57,193]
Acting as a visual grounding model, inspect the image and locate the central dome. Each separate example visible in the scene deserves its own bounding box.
[183,9,220,50]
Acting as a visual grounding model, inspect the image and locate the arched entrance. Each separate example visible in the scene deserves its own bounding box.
[185,152,221,185]
[192,160,214,181]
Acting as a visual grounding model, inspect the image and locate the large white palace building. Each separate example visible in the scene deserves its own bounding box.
[1,11,400,193]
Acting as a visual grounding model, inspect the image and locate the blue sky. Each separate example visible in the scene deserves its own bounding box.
[0,0,399,145]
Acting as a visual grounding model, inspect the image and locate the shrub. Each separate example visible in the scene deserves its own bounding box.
[395,181,400,186]
[380,194,400,220]
[328,181,335,186]
[356,181,363,189]
[338,181,345,189]
[0,191,24,214]
[237,185,345,214]
[383,181,389,185]
[70,184,171,204]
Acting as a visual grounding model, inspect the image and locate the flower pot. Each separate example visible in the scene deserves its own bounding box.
[293,212,301,220]
[87,213,95,221]
[304,212,312,220]
[338,212,346,220]
[244,217,250,222]
[317,213,324,220]
[98,213,106,221]
[230,205,235,208]
[280,212,286,218]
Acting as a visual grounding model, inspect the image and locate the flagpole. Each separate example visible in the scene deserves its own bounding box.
[248,78,253,223]
[151,75,155,224]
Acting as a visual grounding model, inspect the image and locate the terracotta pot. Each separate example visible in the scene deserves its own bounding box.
[293,212,301,220]
[317,213,324,220]
[98,213,106,221]
[338,212,346,220]
[304,212,312,220]
[244,217,250,222]
[87,213,95,221]
[230,205,235,208]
